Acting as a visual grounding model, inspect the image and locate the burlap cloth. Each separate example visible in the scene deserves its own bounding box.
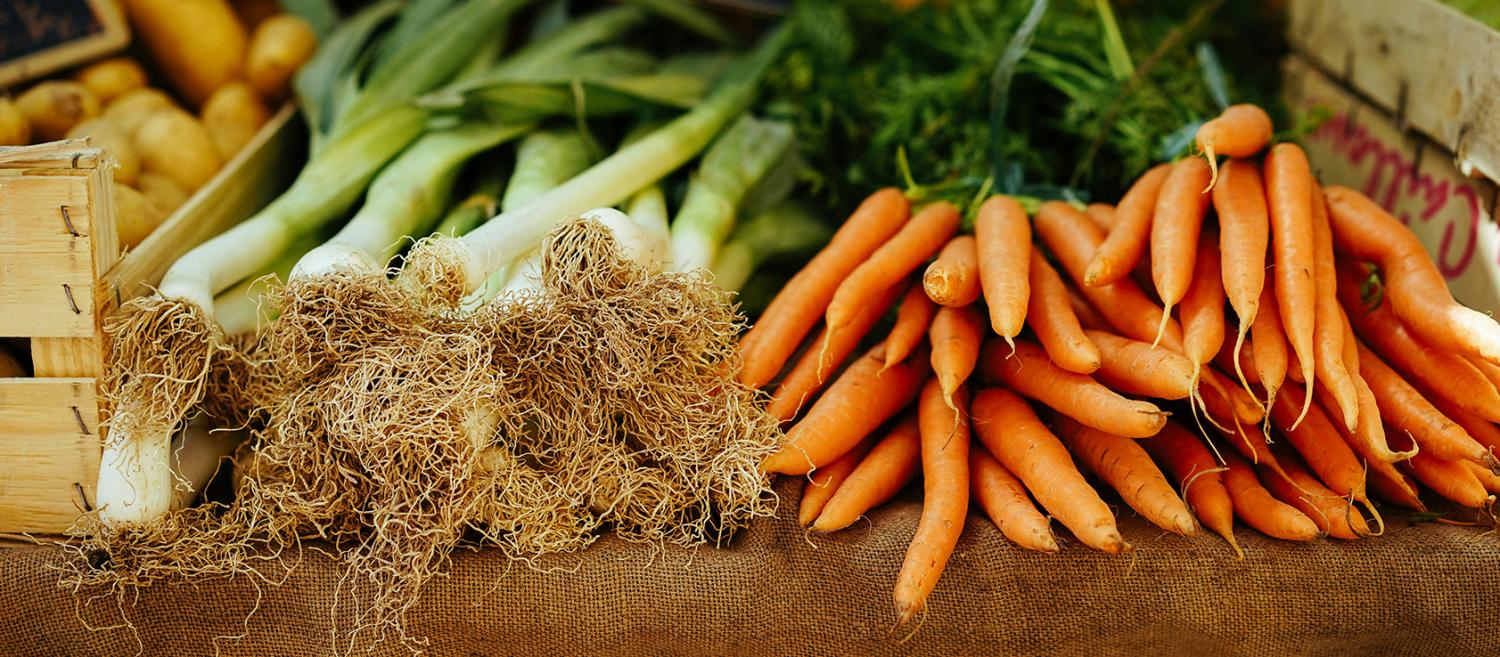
[3,480,1496,656]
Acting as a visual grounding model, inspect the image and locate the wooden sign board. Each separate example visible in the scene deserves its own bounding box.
[0,0,129,88]
[1284,55,1500,315]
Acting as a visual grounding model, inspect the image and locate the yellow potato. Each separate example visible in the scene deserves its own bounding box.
[15,81,101,142]
[134,109,223,192]
[74,58,149,104]
[136,172,190,216]
[104,87,176,136]
[0,98,30,145]
[114,183,165,250]
[245,14,317,100]
[201,81,270,158]
[66,118,141,185]
[124,0,248,107]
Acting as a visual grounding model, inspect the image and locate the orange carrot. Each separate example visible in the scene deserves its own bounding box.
[1358,342,1498,470]
[740,189,909,388]
[1426,394,1500,460]
[827,201,960,334]
[1149,158,1214,344]
[1466,461,1500,496]
[1309,185,1360,430]
[1265,143,1318,429]
[924,235,982,307]
[973,195,1031,342]
[1220,451,1321,541]
[1053,415,1198,535]
[798,438,873,526]
[929,304,985,409]
[1085,163,1171,286]
[1202,366,1267,426]
[1326,185,1500,366]
[1249,282,1289,404]
[1142,422,1241,556]
[1034,200,1185,350]
[1337,260,1500,422]
[979,340,1167,438]
[1083,203,1115,231]
[1260,454,1367,539]
[1270,381,1368,501]
[894,380,970,625]
[1322,384,1422,500]
[767,283,904,422]
[883,281,939,370]
[1086,330,1196,400]
[970,443,1059,553]
[762,342,930,475]
[1029,252,1101,374]
[1214,158,1271,386]
[1215,334,1262,386]
[971,388,1130,554]
[813,414,922,532]
[1182,227,1226,374]
[1196,104,1273,189]
[1469,357,1500,395]
[1067,285,1110,331]
[1390,431,1494,509]
[1212,403,1288,480]
[1368,467,1426,512]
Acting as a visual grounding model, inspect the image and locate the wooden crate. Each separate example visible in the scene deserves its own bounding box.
[0,106,303,534]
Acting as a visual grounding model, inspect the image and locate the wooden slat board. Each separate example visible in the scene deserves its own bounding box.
[0,165,102,339]
[0,379,99,533]
[1287,0,1500,184]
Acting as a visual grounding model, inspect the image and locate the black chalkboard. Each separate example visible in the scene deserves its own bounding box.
[0,0,128,87]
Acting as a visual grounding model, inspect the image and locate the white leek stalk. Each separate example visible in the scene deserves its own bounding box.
[213,232,325,336]
[667,115,795,271]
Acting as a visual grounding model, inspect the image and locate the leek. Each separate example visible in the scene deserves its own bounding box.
[402,26,791,302]
[667,115,795,271]
[711,202,832,292]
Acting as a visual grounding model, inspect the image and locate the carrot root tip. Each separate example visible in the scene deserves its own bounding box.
[1201,143,1219,193]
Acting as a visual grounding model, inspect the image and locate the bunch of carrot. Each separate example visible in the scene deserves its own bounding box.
[737,102,1500,624]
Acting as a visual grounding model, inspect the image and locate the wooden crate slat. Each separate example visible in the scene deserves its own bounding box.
[0,379,100,534]
[30,337,99,377]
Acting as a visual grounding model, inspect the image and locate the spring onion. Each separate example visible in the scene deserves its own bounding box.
[667,115,795,271]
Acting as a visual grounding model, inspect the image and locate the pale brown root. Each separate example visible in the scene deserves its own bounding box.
[397,234,472,307]
[103,297,221,454]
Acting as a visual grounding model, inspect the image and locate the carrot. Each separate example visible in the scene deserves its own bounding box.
[970,443,1059,553]
[1196,104,1273,189]
[798,438,873,526]
[1425,394,1500,461]
[1220,451,1321,541]
[973,195,1031,343]
[1215,334,1261,386]
[883,281,939,370]
[1084,203,1116,231]
[1466,462,1500,496]
[1149,158,1214,345]
[1326,185,1500,366]
[1053,415,1198,535]
[1213,405,1289,481]
[1034,200,1185,350]
[1260,454,1368,539]
[1337,260,1500,422]
[1085,163,1171,286]
[1181,226,1226,376]
[980,340,1167,438]
[893,379,970,625]
[924,235,982,307]
[1214,159,1271,388]
[971,388,1130,554]
[929,304,985,409]
[1308,185,1360,430]
[1029,252,1101,374]
[1367,466,1426,512]
[1142,421,1241,557]
[1323,387,1423,500]
[1270,381,1368,502]
[826,201,961,335]
[1067,284,1109,331]
[813,414,922,532]
[1085,330,1196,400]
[762,342,930,475]
[739,189,910,387]
[1201,366,1267,426]
[1358,342,1498,470]
[767,283,905,422]
[1468,356,1500,395]
[1265,143,1318,430]
[1390,431,1494,509]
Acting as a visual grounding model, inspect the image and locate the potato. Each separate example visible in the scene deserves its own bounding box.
[201,81,270,159]
[245,14,317,100]
[115,183,165,250]
[124,0,248,107]
[0,98,30,145]
[104,87,175,136]
[74,58,149,104]
[136,172,190,216]
[15,81,101,142]
[134,109,223,192]
[65,118,141,185]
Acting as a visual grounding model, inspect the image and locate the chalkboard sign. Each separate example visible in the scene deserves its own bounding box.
[0,0,129,88]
